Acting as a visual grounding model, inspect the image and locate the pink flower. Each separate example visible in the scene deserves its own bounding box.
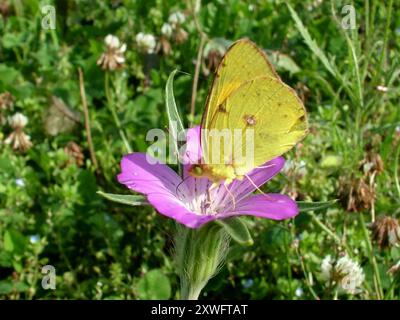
[117,126,298,228]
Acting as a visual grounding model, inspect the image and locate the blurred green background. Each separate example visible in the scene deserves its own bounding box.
[0,0,399,299]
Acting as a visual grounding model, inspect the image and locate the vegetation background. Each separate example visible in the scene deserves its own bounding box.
[0,0,399,299]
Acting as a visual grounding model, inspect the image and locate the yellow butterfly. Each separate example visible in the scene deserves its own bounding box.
[189,39,308,185]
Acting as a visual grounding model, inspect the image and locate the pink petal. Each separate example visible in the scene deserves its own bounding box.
[211,156,285,210]
[181,126,211,201]
[225,156,285,204]
[220,193,298,220]
[117,153,190,201]
[181,126,202,166]
[147,193,216,229]
[117,153,213,229]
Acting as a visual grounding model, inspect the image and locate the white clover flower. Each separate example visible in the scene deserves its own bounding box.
[335,256,365,294]
[97,34,127,71]
[282,159,307,178]
[376,85,388,93]
[168,11,185,26]
[161,23,173,38]
[5,131,32,151]
[9,112,28,129]
[321,255,365,294]
[5,112,32,152]
[282,159,295,174]
[105,34,120,49]
[165,11,188,44]
[135,32,157,54]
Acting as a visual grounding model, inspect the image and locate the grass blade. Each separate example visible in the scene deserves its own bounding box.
[97,191,148,206]
[287,4,336,77]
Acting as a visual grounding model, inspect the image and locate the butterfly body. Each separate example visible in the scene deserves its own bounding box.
[188,163,242,185]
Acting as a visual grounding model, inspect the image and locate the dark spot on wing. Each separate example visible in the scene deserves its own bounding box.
[218,104,227,113]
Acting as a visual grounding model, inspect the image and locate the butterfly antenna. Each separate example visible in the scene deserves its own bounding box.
[175,176,191,198]
[244,174,272,200]
[223,183,236,210]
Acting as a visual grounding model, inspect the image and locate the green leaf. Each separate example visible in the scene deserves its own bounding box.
[0,281,13,295]
[0,64,19,88]
[286,4,336,77]
[262,225,291,250]
[137,269,171,300]
[78,170,98,202]
[215,217,253,246]
[0,251,13,268]
[97,191,148,206]
[297,200,338,213]
[3,230,27,255]
[165,70,185,158]
[2,33,24,49]
[0,280,29,294]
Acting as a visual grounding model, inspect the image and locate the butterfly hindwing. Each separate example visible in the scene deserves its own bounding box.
[224,76,307,175]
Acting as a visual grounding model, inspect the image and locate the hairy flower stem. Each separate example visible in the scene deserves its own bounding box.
[104,72,132,153]
[175,224,229,300]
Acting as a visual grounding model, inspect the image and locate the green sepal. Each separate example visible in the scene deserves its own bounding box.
[297,200,338,213]
[215,217,253,246]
